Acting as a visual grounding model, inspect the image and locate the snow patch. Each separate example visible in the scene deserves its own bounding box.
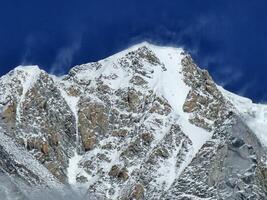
[15,66,41,123]
[67,152,83,185]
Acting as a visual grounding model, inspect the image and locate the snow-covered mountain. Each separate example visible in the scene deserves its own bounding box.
[0,42,266,200]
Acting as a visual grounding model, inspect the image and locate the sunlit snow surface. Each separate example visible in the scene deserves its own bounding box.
[14,66,41,123]
[144,44,211,187]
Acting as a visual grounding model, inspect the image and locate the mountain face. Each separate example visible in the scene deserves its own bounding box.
[0,42,266,200]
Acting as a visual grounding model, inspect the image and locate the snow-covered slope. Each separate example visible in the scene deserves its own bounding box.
[219,86,267,147]
[0,42,266,200]
[0,65,42,115]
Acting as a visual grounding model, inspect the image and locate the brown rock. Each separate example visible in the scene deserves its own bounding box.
[120,138,142,158]
[97,84,111,94]
[79,101,109,151]
[109,165,129,182]
[141,132,153,145]
[127,89,141,111]
[108,165,120,177]
[189,116,211,131]
[130,75,148,85]
[154,148,169,158]
[149,98,172,116]
[49,132,59,146]
[2,102,16,124]
[101,142,113,150]
[79,102,108,135]
[76,175,88,184]
[137,46,160,65]
[41,142,49,155]
[129,183,144,200]
[118,167,129,181]
[206,84,216,94]
[83,135,96,151]
[183,90,198,113]
[67,86,80,96]
[25,138,36,150]
[45,162,66,183]
[112,129,128,137]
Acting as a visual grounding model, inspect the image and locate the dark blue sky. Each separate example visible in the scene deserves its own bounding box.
[0,0,267,102]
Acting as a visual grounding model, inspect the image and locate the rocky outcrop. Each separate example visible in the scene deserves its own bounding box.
[162,114,267,200]
[0,67,77,183]
[182,54,230,131]
[79,100,108,151]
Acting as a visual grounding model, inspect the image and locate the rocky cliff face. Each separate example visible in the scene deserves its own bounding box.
[0,42,266,199]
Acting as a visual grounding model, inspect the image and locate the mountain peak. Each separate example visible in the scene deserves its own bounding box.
[14,65,41,72]
[0,45,266,199]
[126,41,184,52]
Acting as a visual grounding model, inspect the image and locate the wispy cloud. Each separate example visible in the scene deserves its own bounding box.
[236,82,251,97]
[20,34,36,66]
[214,66,243,87]
[50,34,83,75]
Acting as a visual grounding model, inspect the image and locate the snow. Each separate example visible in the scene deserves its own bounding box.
[14,65,41,123]
[67,150,94,189]
[149,44,212,154]
[67,152,83,185]
[219,86,267,147]
[179,194,213,200]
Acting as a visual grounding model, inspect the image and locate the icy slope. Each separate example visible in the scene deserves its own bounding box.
[219,86,267,147]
